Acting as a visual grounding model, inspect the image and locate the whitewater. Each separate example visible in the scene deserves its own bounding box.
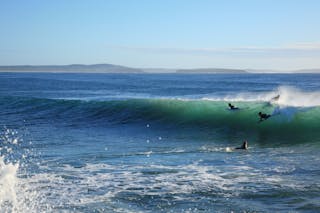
[0,73,320,212]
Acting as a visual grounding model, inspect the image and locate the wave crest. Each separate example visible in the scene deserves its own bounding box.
[202,86,320,107]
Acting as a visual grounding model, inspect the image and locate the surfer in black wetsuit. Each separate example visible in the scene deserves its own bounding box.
[258,112,271,122]
[271,94,280,101]
[235,141,248,150]
[228,103,239,110]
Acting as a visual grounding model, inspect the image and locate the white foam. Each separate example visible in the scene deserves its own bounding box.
[225,147,233,152]
[0,129,21,210]
[22,159,293,209]
[199,145,240,153]
[0,128,51,212]
[0,156,19,208]
[276,86,320,107]
[202,86,320,107]
[1,154,311,212]
[0,127,316,212]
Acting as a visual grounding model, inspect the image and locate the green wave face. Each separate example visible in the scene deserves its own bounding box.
[129,99,320,144]
[1,97,320,146]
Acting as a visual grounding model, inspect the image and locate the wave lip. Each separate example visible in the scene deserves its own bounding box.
[202,86,320,107]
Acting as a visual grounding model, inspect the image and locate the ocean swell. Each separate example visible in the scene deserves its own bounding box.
[1,95,319,144]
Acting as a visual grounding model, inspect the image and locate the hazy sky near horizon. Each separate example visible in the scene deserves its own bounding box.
[1,0,320,70]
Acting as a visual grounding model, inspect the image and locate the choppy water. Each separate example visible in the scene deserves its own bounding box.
[0,73,320,212]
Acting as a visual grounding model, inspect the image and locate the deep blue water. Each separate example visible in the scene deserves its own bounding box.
[0,73,320,212]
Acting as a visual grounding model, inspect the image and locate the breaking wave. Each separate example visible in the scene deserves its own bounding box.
[1,86,319,144]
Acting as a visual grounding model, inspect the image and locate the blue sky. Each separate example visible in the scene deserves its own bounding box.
[0,0,320,70]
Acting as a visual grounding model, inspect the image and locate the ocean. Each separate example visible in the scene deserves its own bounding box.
[0,72,319,212]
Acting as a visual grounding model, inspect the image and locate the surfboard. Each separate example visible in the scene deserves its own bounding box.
[258,115,271,123]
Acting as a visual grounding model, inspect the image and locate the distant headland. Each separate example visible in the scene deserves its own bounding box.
[0,64,248,73]
[0,64,144,73]
[0,64,319,73]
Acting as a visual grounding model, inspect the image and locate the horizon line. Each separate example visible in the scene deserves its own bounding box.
[0,63,320,71]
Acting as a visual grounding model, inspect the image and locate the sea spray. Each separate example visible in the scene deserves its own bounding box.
[0,128,51,212]
[202,86,320,107]
[0,156,19,209]
[275,86,320,107]
[0,128,20,212]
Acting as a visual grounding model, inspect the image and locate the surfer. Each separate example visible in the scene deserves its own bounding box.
[258,112,271,122]
[235,141,248,150]
[270,94,280,102]
[228,103,239,110]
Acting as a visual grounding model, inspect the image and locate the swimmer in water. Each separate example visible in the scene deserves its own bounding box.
[258,112,271,122]
[235,141,248,150]
[228,103,239,110]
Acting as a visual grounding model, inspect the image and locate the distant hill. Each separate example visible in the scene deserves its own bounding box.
[0,64,144,73]
[1,64,319,73]
[142,68,177,73]
[176,68,248,74]
[246,68,320,73]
